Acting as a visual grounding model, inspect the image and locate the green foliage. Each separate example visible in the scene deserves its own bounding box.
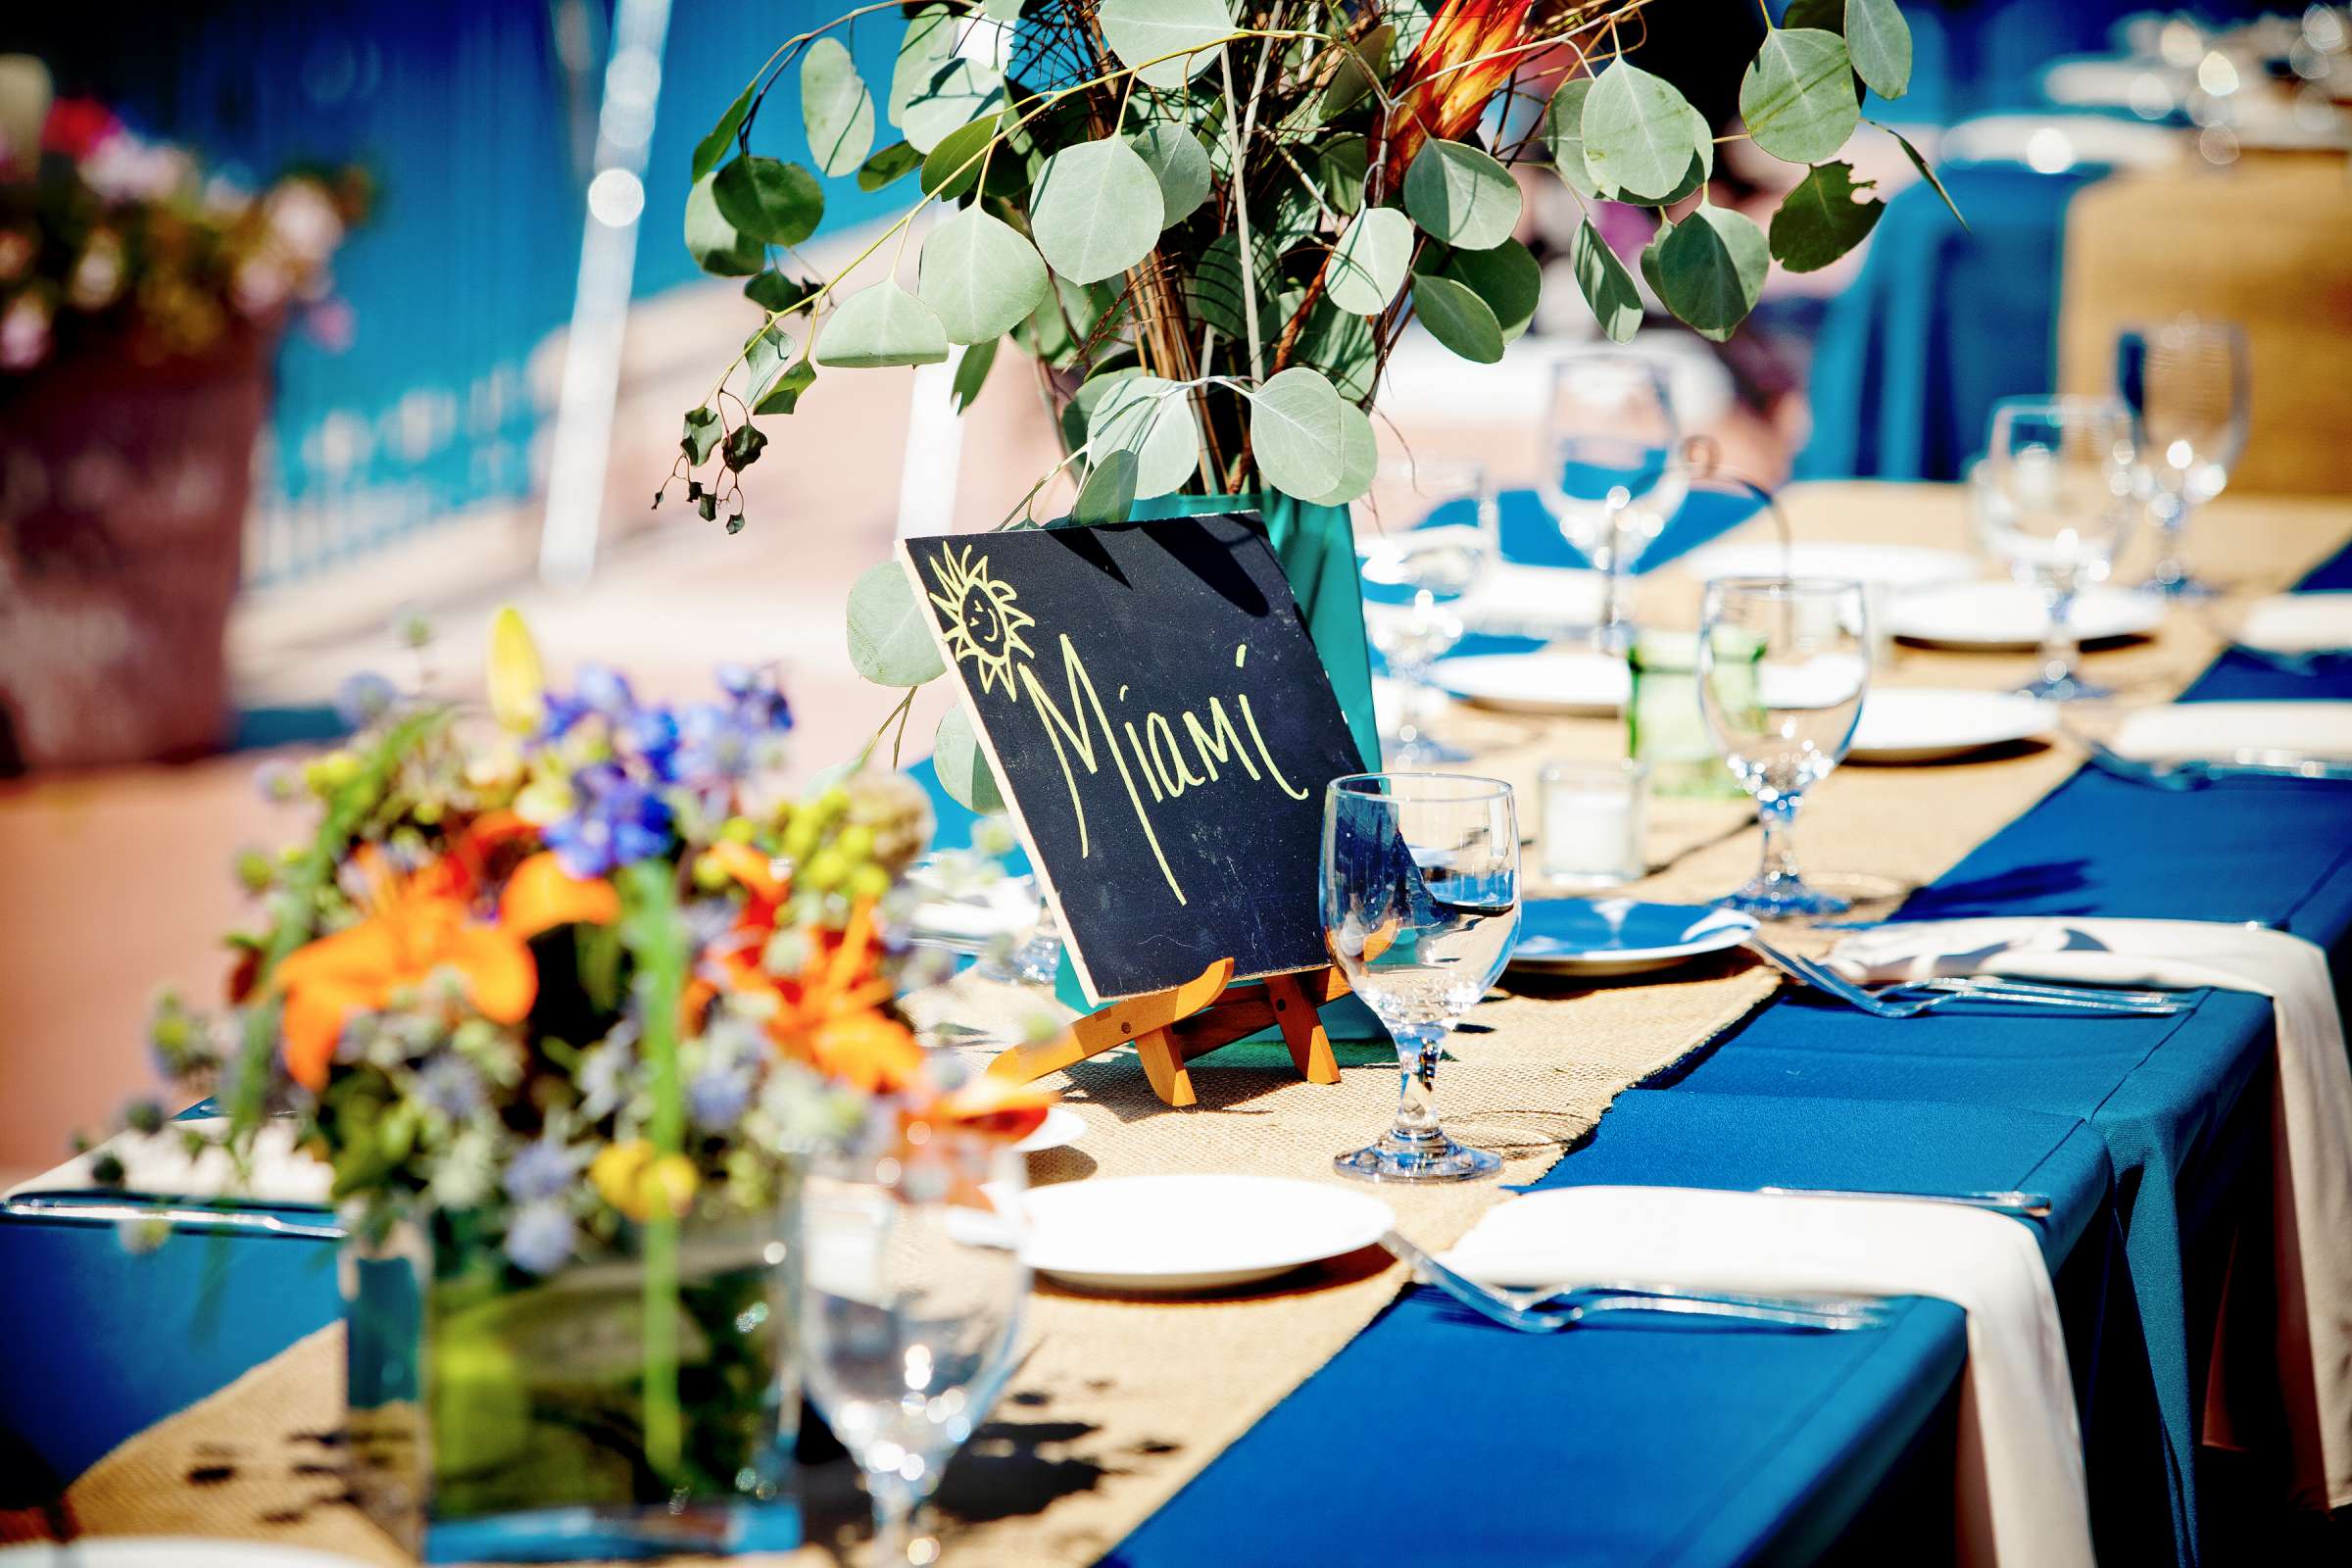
[1099,0,1235,90]
[920,115,1000,201]
[1570,220,1642,343]
[1648,206,1769,341]
[1401,139,1521,251]
[1442,237,1539,342]
[816,282,950,368]
[800,38,874,177]
[1740,28,1860,164]
[1580,63,1703,202]
[692,83,754,182]
[682,406,722,465]
[1131,124,1214,226]
[889,3,1004,153]
[1087,375,1201,499]
[918,207,1050,344]
[711,156,822,247]
[1327,206,1412,316]
[949,336,998,412]
[1543,77,1608,200]
[1844,0,1914,99]
[1249,366,1350,500]
[857,141,923,191]
[1410,270,1503,364]
[684,172,762,276]
[1074,448,1140,523]
[1029,137,1165,285]
[932,706,1005,813]
[1770,161,1884,271]
[846,561,947,686]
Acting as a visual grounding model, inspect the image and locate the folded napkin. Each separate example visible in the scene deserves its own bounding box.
[1829,916,2352,1509]
[2108,700,2352,765]
[1452,562,1605,638]
[1443,1185,2090,1567]
[2237,592,2352,657]
[4,1117,330,1207]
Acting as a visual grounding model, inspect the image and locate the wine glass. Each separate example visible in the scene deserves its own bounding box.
[1978,396,2141,701]
[1322,772,1519,1183]
[1536,353,1689,653]
[799,1125,1029,1566]
[1354,459,1496,764]
[2115,318,2249,598]
[1697,577,1869,919]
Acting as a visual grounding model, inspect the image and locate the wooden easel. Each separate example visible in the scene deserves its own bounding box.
[986,958,1351,1107]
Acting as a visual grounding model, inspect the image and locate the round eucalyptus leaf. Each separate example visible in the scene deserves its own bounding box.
[932,705,1005,813]
[1074,449,1140,525]
[921,116,1000,200]
[1443,236,1539,341]
[1086,374,1201,499]
[1844,0,1913,100]
[1768,159,1884,272]
[693,84,755,182]
[1300,303,1378,403]
[800,37,875,177]
[712,156,823,246]
[1542,77,1610,200]
[816,281,952,368]
[1326,206,1412,315]
[1740,27,1860,165]
[847,560,947,686]
[1642,107,1718,207]
[1570,219,1642,343]
[1249,366,1349,501]
[1030,137,1165,285]
[918,207,1049,344]
[1401,139,1522,252]
[1189,229,1273,339]
[1318,24,1393,122]
[889,3,1004,154]
[1307,398,1378,508]
[1411,270,1503,364]
[1651,205,1768,340]
[1581,62,1704,202]
[858,141,924,192]
[1099,0,1234,90]
[1130,124,1212,225]
[685,172,764,276]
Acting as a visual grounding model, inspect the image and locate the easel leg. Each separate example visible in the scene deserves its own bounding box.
[1132,1026,1197,1107]
[1264,971,1341,1085]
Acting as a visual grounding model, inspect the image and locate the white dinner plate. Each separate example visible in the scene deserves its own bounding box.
[1890,581,2164,650]
[1454,562,1607,638]
[1436,651,1629,714]
[1510,899,1758,977]
[2235,593,2352,658]
[1013,1104,1088,1155]
[2108,701,2352,764]
[1681,539,1979,592]
[1848,688,2055,762]
[1021,1174,1394,1292]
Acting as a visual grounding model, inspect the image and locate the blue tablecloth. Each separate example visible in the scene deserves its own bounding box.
[7,541,2348,1563]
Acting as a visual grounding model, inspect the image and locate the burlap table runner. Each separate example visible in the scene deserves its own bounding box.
[21,484,2349,1564]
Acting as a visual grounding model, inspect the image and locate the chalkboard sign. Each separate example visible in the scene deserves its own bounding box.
[901,514,1367,1004]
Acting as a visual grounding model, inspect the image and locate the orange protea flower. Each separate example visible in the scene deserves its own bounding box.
[272,846,618,1091]
[1378,0,1538,188]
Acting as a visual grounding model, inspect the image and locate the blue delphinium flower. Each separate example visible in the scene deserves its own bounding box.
[577,1033,635,1119]
[716,662,793,733]
[689,1063,755,1131]
[671,703,756,788]
[335,671,399,729]
[575,663,636,717]
[416,1054,486,1120]
[624,706,682,779]
[504,1137,583,1203]
[504,1200,576,1275]
[545,763,674,877]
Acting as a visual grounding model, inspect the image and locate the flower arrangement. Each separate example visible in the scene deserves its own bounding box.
[661,0,1943,796]
[0,55,369,373]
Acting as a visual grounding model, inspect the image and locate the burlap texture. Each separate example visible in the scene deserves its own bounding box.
[20,483,2349,1564]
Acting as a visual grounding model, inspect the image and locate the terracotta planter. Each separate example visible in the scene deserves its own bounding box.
[0,329,271,771]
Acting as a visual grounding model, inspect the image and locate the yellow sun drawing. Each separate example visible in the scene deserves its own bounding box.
[927,542,1036,703]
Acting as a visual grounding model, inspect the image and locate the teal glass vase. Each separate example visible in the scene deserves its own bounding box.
[341,1207,800,1562]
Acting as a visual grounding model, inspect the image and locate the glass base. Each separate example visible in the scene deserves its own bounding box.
[421,1499,803,1563]
[1718,874,1850,920]
[1334,1131,1501,1184]
[2018,673,2113,702]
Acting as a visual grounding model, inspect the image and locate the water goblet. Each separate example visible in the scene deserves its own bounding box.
[1355,459,1496,764]
[1697,576,1870,919]
[1536,354,1689,653]
[2116,318,2248,598]
[1323,772,1519,1183]
[1979,396,2142,701]
[799,1125,1028,1566]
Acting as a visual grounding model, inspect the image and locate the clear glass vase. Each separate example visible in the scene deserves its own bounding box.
[341,1205,801,1562]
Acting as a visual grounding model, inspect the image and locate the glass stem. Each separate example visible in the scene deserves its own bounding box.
[1596,503,1631,653]
[2039,585,2082,692]
[1756,794,1803,890]
[867,1472,930,1567]
[1388,1021,1448,1147]
[2152,490,2190,589]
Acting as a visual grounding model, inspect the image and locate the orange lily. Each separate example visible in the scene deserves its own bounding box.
[272,846,617,1091]
[1378,0,1538,188]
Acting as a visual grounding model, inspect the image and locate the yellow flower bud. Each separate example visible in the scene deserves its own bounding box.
[590,1140,655,1218]
[642,1154,700,1219]
[485,606,546,735]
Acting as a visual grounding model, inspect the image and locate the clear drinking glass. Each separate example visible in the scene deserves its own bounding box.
[1697,577,1870,919]
[799,1127,1029,1566]
[1536,354,1689,654]
[1979,396,2142,701]
[1322,772,1520,1183]
[2115,318,2248,598]
[1355,458,1496,765]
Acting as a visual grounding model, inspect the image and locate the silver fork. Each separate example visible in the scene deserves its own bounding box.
[2075,732,2352,791]
[1380,1230,1891,1334]
[1746,940,2181,1018]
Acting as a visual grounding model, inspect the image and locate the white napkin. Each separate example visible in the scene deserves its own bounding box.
[4,1117,330,1206]
[1829,916,2352,1509]
[2108,701,2352,764]
[1443,1185,2090,1567]
[2237,592,2352,657]
[1452,561,1605,638]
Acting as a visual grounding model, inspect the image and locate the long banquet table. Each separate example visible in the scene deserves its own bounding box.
[4,480,2350,1566]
